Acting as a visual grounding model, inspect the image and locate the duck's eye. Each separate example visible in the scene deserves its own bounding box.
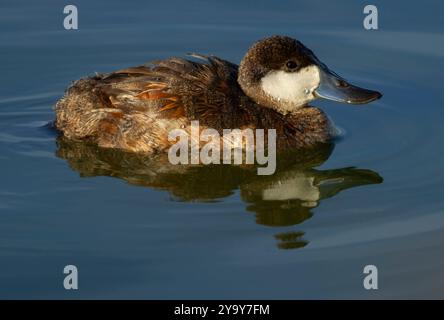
[286,60,298,70]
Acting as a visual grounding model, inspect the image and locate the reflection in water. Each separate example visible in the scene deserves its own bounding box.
[56,137,383,249]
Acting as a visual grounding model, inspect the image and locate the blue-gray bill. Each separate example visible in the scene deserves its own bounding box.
[314,65,382,104]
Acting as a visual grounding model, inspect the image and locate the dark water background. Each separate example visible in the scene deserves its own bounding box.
[1,0,444,298]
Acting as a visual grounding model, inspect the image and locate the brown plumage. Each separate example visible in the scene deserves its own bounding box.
[55,35,381,153]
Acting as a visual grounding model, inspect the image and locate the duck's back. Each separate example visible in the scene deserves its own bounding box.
[55,55,250,153]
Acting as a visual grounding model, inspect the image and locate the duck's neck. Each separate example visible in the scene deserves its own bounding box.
[243,101,333,148]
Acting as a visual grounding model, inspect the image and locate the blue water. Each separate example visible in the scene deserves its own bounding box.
[1,0,444,299]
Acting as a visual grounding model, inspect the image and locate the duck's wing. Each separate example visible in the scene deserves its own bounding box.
[98,54,243,127]
[55,55,244,152]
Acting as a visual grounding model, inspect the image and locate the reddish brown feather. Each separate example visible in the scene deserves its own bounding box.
[137,90,172,100]
[145,83,167,90]
[159,102,178,112]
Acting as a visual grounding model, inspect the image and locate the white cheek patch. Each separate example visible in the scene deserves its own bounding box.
[260,65,320,108]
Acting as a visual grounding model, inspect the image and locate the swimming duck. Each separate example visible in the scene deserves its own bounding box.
[55,35,382,153]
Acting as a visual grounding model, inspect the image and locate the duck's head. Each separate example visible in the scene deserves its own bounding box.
[238,35,382,114]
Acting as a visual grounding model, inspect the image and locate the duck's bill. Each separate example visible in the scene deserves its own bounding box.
[314,65,382,104]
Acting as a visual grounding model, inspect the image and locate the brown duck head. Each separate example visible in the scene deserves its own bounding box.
[238,35,382,114]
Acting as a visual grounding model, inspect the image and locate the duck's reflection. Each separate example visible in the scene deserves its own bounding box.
[56,137,383,249]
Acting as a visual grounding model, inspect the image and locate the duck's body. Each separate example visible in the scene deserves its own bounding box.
[55,36,381,153]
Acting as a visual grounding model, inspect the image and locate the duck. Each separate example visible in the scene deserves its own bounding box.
[54,35,382,153]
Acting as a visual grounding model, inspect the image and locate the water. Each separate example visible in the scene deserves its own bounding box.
[1,0,444,299]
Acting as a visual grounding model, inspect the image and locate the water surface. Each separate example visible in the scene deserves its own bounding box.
[1,0,444,299]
